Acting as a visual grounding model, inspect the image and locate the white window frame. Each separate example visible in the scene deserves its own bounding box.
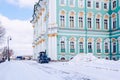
[87,17,92,29]
[104,19,108,30]
[95,1,101,10]
[111,0,117,10]
[104,39,110,54]
[104,2,109,10]
[112,18,117,29]
[59,10,66,28]
[60,15,65,27]
[69,0,75,7]
[60,0,66,6]
[78,0,84,8]
[87,0,93,9]
[96,18,101,29]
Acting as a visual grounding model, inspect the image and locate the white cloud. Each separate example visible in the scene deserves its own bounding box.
[0,14,33,56]
[6,0,38,8]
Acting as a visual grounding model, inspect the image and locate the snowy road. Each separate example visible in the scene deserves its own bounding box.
[0,61,93,80]
[0,60,120,80]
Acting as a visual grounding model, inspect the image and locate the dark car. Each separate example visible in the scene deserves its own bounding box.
[38,51,51,63]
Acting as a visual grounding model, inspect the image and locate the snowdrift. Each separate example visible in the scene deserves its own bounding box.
[70,53,98,63]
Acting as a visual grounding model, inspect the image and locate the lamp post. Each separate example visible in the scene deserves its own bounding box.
[7,36,12,61]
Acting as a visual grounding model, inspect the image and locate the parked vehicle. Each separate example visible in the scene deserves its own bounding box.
[37,51,51,63]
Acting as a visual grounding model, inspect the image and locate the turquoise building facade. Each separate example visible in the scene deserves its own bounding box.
[31,0,120,61]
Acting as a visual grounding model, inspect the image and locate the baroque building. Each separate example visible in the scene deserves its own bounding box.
[31,0,120,61]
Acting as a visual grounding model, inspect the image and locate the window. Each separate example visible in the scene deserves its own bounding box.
[97,42,101,53]
[79,17,83,28]
[79,42,83,49]
[104,3,107,9]
[78,0,84,8]
[96,2,99,8]
[87,1,91,7]
[60,15,65,27]
[70,42,74,49]
[61,41,65,49]
[79,42,84,53]
[113,42,116,53]
[70,16,74,28]
[88,18,92,29]
[104,19,108,29]
[113,1,116,9]
[88,42,92,53]
[70,0,74,6]
[70,42,75,53]
[105,42,109,53]
[97,43,100,50]
[96,19,100,29]
[61,41,65,52]
[113,18,116,29]
[60,0,65,5]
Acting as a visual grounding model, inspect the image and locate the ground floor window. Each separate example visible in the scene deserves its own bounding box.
[70,42,75,53]
[79,42,84,53]
[88,42,92,53]
[61,41,65,52]
[97,42,101,53]
[113,42,116,53]
[105,42,109,53]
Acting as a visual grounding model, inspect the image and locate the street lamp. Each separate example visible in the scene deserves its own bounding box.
[7,36,12,61]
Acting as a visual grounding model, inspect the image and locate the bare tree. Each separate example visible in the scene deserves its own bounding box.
[0,22,6,44]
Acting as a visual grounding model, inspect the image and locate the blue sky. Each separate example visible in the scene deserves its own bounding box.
[0,0,33,20]
[0,0,38,56]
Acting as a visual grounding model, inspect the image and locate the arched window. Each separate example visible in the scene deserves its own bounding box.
[78,0,84,8]
[70,41,75,53]
[105,42,109,53]
[61,41,65,52]
[96,19,100,29]
[79,42,84,53]
[112,13,117,30]
[69,11,75,28]
[88,42,92,53]
[78,12,84,29]
[96,14,101,29]
[70,16,74,27]
[87,12,93,29]
[88,18,92,29]
[97,42,101,53]
[112,0,116,9]
[60,15,65,27]
[113,42,116,53]
[104,19,108,29]
[104,14,109,30]
[60,0,65,5]
[70,0,74,6]
[60,10,65,27]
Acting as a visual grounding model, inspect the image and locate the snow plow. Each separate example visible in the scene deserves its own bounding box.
[37,51,51,63]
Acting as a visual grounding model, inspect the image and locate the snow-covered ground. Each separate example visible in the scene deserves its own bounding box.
[0,54,120,80]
